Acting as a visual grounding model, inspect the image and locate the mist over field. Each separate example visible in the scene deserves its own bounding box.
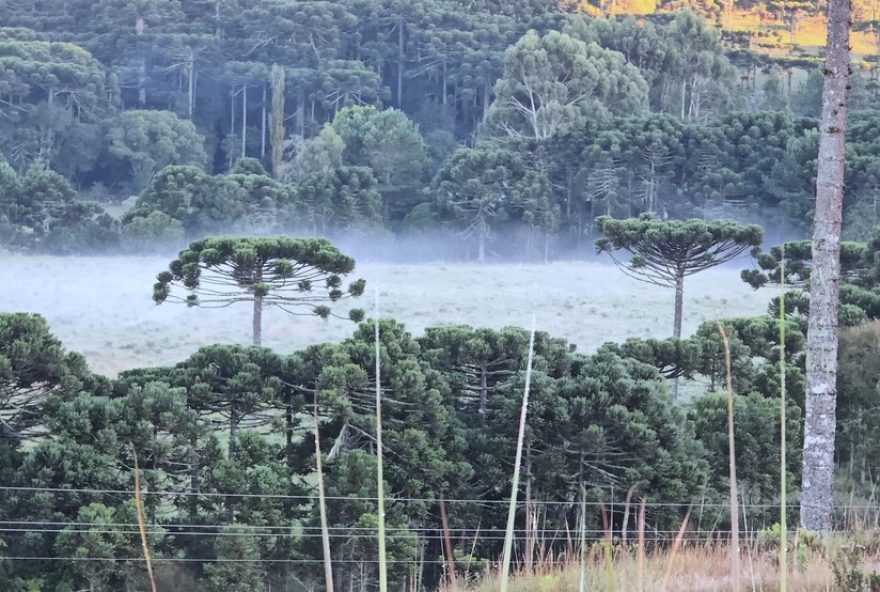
[0,253,774,376]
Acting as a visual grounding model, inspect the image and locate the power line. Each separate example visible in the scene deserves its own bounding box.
[0,485,806,508]
[0,526,731,540]
[0,519,744,535]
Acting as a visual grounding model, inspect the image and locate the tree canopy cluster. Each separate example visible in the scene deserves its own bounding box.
[7,289,879,590]
[5,5,880,257]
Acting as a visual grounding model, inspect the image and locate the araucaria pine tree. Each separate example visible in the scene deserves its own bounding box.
[153,236,365,346]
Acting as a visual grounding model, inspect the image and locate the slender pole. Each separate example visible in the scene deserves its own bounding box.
[779,249,788,592]
[314,399,335,592]
[718,323,741,591]
[499,318,537,592]
[375,288,388,592]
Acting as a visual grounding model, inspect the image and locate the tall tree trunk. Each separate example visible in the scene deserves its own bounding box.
[241,83,248,158]
[397,17,405,106]
[253,265,263,347]
[229,402,238,455]
[270,65,286,179]
[442,60,448,105]
[230,87,236,137]
[253,294,263,347]
[672,268,685,396]
[673,269,685,339]
[136,16,146,106]
[478,234,485,262]
[187,47,195,119]
[800,0,851,533]
[483,84,491,118]
[214,0,222,37]
[478,364,488,416]
[680,81,686,120]
[261,83,267,158]
[189,445,200,520]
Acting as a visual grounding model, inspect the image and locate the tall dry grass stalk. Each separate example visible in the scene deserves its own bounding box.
[375,288,388,592]
[499,319,537,592]
[779,249,788,592]
[466,538,839,592]
[130,444,157,592]
[718,323,741,591]
[637,498,646,592]
[578,487,587,592]
[659,511,691,592]
[314,399,335,592]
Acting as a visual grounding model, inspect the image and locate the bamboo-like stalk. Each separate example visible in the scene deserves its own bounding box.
[375,288,388,592]
[131,444,157,592]
[718,323,741,591]
[314,398,334,592]
[499,320,537,592]
[779,249,788,592]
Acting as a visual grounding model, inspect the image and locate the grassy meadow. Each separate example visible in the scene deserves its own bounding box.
[0,255,774,376]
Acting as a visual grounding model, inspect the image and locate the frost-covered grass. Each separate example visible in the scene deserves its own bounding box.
[0,255,773,376]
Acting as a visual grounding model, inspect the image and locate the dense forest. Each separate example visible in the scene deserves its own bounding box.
[3,0,880,259]
[5,229,880,590]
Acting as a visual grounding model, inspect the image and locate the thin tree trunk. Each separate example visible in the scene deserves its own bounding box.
[442,60,448,105]
[285,393,295,462]
[253,294,262,346]
[261,83,267,158]
[672,269,685,396]
[229,402,238,456]
[478,234,485,262]
[241,84,248,158]
[478,364,488,416]
[187,47,195,119]
[297,88,305,136]
[397,17,405,106]
[270,65,285,179]
[680,82,686,120]
[800,0,851,533]
[673,270,685,339]
[137,16,146,106]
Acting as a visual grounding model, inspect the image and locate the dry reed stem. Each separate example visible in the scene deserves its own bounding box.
[659,511,690,592]
[778,248,788,592]
[375,289,388,592]
[130,444,157,592]
[499,319,536,592]
[637,498,646,592]
[718,322,742,591]
[314,398,335,592]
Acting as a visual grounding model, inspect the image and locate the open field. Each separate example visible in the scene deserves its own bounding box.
[0,256,774,376]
